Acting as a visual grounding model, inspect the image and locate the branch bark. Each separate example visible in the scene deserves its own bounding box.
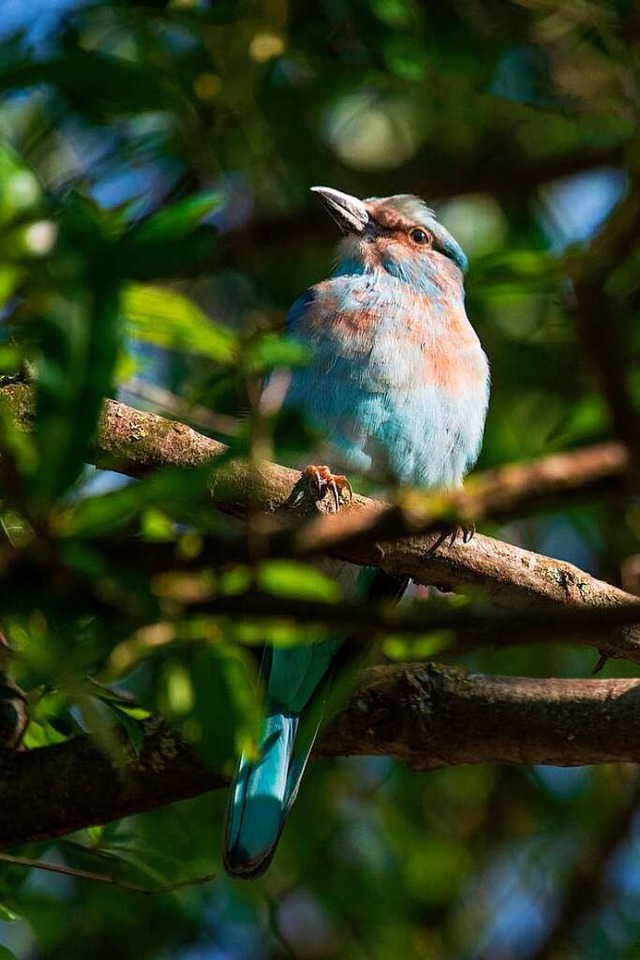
[2,383,627,510]
[3,663,640,849]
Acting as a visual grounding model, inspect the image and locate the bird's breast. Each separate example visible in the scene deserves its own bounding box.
[285,275,489,488]
[299,279,485,394]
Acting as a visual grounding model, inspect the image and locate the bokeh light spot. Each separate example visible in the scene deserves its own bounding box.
[438,194,509,258]
[24,220,57,256]
[8,170,40,210]
[323,93,421,171]
[248,32,285,63]
[194,72,221,100]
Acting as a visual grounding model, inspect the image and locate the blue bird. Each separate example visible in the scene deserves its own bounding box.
[223,186,490,878]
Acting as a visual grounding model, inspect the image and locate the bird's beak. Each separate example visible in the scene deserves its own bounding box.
[311,186,369,234]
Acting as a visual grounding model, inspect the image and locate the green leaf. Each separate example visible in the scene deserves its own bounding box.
[164,661,194,716]
[86,678,140,707]
[0,52,174,119]
[243,333,310,375]
[257,560,341,602]
[140,507,176,542]
[123,284,236,363]
[30,288,120,507]
[383,631,451,661]
[189,643,260,768]
[0,145,40,224]
[0,269,23,312]
[85,825,106,846]
[61,461,216,538]
[0,902,20,923]
[130,193,222,244]
[0,345,22,373]
[0,399,38,484]
[103,702,147,754]
[26,195,123,509]
[218,566,252,596]
[119,193,222,280]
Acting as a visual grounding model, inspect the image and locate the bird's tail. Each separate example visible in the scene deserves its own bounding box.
[223,704,319,879]
[223,570,405,879]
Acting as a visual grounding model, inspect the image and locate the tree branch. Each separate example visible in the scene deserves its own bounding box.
[3,383,639,664]
[3,663,640,849]
[2,383,627,510]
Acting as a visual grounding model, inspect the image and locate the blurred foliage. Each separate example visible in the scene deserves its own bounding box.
[0,0,639,958]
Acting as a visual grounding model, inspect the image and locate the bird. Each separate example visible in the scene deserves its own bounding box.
[223,186,490,879]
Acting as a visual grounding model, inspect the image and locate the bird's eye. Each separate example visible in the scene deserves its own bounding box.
[410,228,430,245]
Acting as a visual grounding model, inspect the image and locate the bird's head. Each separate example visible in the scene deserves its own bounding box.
[311,186,467,292]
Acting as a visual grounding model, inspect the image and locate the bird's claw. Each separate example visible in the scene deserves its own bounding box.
[461,522,476,544]
[287,464,353,513]
[591,650,609,675]
[425,522,476,555]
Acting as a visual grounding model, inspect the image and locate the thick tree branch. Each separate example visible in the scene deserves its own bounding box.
[3,383,639,664]
[2,383,627,511]
[3,663,640,849]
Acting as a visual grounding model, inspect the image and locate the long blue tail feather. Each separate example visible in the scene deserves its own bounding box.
[223,570,408,879]
[223,709,299,878]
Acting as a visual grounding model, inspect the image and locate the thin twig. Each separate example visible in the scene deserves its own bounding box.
[123,378,239,438]
[0,850,216,895]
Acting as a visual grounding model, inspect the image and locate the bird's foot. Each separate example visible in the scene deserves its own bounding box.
[425,522,476,556]
[287,464,353,513]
